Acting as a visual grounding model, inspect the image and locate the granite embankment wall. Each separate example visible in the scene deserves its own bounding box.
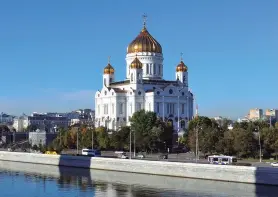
[0,151,278,185]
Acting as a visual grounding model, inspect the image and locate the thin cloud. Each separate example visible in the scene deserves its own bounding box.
[0,89,96,115]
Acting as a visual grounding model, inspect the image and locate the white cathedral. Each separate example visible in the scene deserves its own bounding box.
[95,18,194,133]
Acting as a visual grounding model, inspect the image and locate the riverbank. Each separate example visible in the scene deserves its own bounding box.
[0,151,278,186]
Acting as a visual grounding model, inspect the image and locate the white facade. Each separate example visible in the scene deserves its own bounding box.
[13,115,29,132]
[95,23,194,132]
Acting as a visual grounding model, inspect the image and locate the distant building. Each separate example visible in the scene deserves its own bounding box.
[29,131,57,147]
[28,113,69,132]
[0,113,14,124]
[13,114,29,132]
[248,108,263,121]
[237,117,250,123]
[265,109,278,124]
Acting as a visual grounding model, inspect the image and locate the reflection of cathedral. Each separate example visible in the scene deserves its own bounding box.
[95,16,194,132]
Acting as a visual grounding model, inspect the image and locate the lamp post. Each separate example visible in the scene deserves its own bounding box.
[258,126,262,163]
[129,129,132,159]
[195,124,198,163]
[133,129,136,158]
[76,128,79,155]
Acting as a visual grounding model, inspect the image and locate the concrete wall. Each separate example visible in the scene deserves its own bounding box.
[0,151,278,186]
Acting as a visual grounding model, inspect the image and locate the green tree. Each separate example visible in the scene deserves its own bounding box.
[130,110,158,151]
[232,128,256,158]
[275,122,278,129]
[96,130,110,149]
[110,126,130,150]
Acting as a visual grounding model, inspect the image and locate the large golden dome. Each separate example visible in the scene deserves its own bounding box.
[176,61,188,72]
[127,26,162,54]
[130,56,143,69]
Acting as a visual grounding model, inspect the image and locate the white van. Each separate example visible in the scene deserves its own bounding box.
[81,149,101,157]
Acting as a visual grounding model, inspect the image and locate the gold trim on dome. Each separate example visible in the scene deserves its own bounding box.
[127,27,162,54]
[130,56,143,69]
[176,61,188,72]
[103,56,115,74]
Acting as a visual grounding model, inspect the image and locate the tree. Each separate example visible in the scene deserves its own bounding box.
[275,122,278,129]
[96,130,110,149]
[110,126,130,150]
[130,110,158,151]
[232,128,256,158]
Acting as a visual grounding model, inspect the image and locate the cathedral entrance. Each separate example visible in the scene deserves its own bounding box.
[167,119,174,129]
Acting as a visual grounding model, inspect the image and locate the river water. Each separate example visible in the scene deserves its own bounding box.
[0,161,277,197]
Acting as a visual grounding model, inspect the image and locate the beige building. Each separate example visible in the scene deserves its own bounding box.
[248,108,263,120]
[265,109,277,117]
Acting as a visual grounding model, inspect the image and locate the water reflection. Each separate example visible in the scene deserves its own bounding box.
[0,161,278,197]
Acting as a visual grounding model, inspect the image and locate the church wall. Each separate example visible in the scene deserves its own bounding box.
[126,52,163,80]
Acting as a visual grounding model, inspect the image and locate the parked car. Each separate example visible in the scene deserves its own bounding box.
[271,162,278,167]
[137,154,145,159]
[121,154,129,159]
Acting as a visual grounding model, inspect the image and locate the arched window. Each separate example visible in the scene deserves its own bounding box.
[146,64,149,74]
[181,120,185,128]
[131,73,134,81]
[104,78,106,85]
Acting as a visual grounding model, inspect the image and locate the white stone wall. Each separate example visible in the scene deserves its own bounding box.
[95,82,193,131]
[0,151,278,186]
[126,52,164,80]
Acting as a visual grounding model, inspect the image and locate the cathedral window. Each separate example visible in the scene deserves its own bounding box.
[119,103,123,114]
[169,89,173,94]
[137,103,141,111]
[156,103,160,113]
[167,103,174,114]
[154,64,156,74]
[110,78,112,83]
[131,73,134,82]
[150,64,152,74]
[158,64,161,75]
[104,78,106,85]
[104,91,107,95]
[104,104,108,114]
[182,104,185,114]
[146,64,149,74]
[138,91,141,95]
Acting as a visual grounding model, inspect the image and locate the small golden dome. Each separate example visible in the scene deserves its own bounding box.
[103,56,115,74]
[176,61,188,72]
[127,27,162,54]
[130,57,143,69]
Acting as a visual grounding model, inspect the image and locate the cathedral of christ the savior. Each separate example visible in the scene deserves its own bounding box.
[95,17,194,133]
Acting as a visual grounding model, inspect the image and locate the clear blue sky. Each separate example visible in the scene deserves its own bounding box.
[0,0,277,119]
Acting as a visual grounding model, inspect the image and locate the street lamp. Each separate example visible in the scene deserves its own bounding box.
[257,126,262,163]
[133,129,136,158]
[195,125,198,163]
[129,128,132,159]
[76,128,79,155]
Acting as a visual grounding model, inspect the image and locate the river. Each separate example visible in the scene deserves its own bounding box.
[0,161,277,197]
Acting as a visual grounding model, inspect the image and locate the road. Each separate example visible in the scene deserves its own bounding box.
[0,148,273,168]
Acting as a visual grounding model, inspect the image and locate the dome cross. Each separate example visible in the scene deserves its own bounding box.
[142,14,147,28]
